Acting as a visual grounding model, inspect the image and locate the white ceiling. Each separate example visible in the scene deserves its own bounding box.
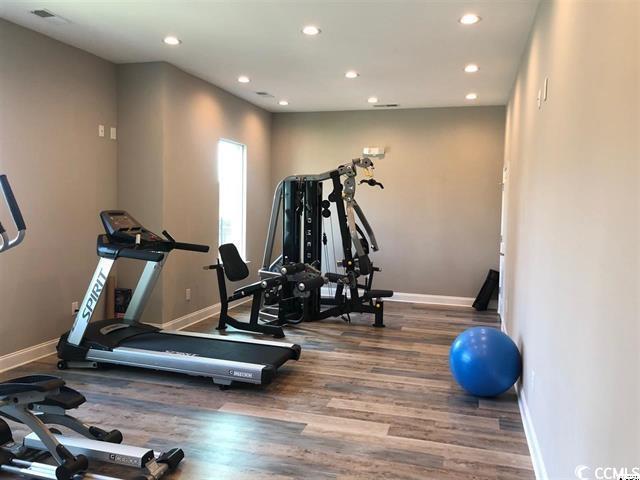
[0,0,539,112]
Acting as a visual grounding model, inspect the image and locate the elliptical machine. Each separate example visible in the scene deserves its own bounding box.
[0,175,183,479]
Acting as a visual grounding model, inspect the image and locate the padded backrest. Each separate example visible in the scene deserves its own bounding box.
[218,243,249,282]
[355,224,370,255]
[358,254,372,276]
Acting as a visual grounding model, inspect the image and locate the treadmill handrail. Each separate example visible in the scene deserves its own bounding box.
[97,236,165,262]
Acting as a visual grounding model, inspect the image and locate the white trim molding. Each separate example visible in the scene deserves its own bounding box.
[322,288,497,310]
[516,382,549,480]
[0,338,60,374]
[151,303,221,330]
[503,322,547,480]
[153,297,251,330]
[388,292,475,307]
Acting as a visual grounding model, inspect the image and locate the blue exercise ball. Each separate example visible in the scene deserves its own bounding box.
[449,327,522,397]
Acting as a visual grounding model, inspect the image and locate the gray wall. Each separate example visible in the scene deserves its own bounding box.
[502,1,639,477]
[117,62,272,324]
[116,63,167,323]
[271,107,505,297]
[0,19,117,354]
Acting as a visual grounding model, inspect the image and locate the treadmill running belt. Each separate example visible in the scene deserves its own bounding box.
[122,333,294,367]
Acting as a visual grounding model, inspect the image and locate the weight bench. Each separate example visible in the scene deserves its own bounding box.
[206,243,325,338]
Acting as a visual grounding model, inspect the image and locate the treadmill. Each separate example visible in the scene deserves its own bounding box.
[57,211,301,387]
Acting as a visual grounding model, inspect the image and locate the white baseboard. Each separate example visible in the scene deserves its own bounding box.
[503,321,546,480]
[388,292,475,307]
[155,297,252,330]
[322,287,498,310]
[516,382,548,480]
[152,304,221,330]
[0,298,252,374]
[0,338,59,374]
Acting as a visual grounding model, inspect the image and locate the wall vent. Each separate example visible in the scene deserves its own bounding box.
[373,104,399,108]
[31,9,55,18]
[255,92,274,98]
[30,9,70,24]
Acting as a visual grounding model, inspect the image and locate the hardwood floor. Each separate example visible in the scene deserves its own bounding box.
[0,302,534,479]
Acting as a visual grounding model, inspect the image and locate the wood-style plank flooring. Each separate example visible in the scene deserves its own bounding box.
[0,302,534,479]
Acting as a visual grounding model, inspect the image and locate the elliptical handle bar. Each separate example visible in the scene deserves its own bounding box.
[0,175,26,253]
[119,248,165,262]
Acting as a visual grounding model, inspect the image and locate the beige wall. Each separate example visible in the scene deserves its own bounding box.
[117,62,272,324]
[0,19,117,354]
[271,107,505,297]
[116,63,167,323]
[502,1,639,477]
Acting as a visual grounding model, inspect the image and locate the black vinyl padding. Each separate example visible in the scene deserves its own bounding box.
[39,386,86,410]
[219,243,249,282]
[0,375,65,396]
[363,289,394,299]
[355,224,370,255]
[358,255,372,276]
[123,333,295,368]
[298,275,325,291]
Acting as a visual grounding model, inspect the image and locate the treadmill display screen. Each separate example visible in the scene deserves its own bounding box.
[108,214,140,232]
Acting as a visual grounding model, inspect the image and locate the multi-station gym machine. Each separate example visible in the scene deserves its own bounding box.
[260,153,394,329]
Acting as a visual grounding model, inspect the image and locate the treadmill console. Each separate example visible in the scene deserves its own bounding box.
[100,211,163,244]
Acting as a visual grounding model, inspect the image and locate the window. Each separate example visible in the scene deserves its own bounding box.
[217,139,246,258]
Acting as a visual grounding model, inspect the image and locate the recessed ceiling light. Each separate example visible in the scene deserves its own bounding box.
[368,96,379,104]
[459,14,481,25]
[278,100,289,106]
[464,63,479,73]
[163,35,181,46]
[345,70,359,79]
[302,25,321,36]
[237,75,250,84]
[465,92,478,100]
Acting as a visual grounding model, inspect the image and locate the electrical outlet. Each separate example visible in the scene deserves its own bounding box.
[543,77,549,101]
[71,301,79,316]
[185,288,191,301]
[110,127,117,140]
[98,125,105,137]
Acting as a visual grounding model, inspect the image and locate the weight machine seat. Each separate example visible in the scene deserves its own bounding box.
[362,289,394,300]
[0,375,65,396]
[0,375,86,410]
[219,243,249,282]
[38,386,86,410]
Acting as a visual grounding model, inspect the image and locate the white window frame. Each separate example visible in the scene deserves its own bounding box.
[217,138,247,259]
